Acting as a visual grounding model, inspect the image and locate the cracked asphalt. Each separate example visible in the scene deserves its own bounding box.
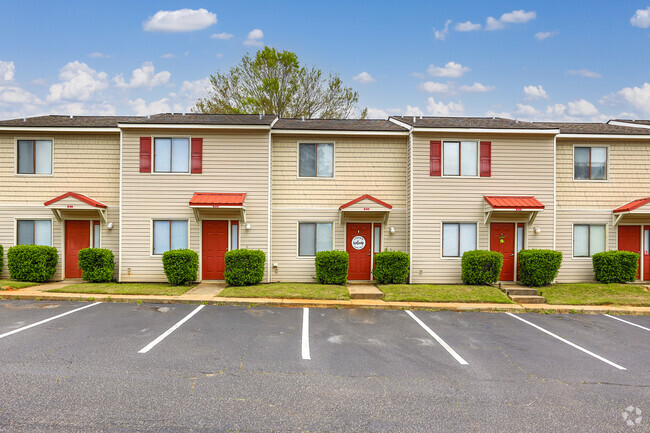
[0,300,648,432]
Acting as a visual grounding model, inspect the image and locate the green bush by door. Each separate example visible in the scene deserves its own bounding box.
[592,250,639,283]
[78,248,115,282]
[7,245,58,282]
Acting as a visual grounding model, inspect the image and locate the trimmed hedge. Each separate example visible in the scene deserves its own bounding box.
[315,250,349,284]
[592,250,639,283]
[0,245,3,274]
[373,251,410,284]
[518,249,563,287]
[78,248,115,283]
[461,250,503,285]
[162,249,198,286]
[224,249,265,286]
[7,245,58,282]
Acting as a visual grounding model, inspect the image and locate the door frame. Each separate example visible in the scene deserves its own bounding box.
[63,219,92,278]
[345,221,378,280]
[200,218,238,281]
[488,221,525,282]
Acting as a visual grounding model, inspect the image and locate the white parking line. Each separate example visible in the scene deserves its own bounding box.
[0,302,102,340]
[138,305,205,354]
[406,310,468,365]
[603,314,650,332]
[302,307,311,360]
[505,312,626,370]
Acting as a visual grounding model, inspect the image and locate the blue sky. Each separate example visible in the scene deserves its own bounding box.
[1,1,649,121]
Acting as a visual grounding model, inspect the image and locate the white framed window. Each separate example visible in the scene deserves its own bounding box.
[154,138,189,173]
[93,221,101,248]
[298,222,333,256]
[574,146,607,180]
[17,140,52,174]
[231,221,239,249]
[152,220,188,255]
[442,222,477,257]
[443,141,477,176]
[299,143,334,177]
[573,224,606,257]
[17,219,52,246]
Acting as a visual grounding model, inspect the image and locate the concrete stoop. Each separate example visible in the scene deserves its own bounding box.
[347,284,384,300]
[500,285,546,304]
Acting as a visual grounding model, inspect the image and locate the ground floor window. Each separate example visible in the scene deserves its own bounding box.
[17,219,52,246]
[93,221,100,248]
[231,221,239,249]
[573,224,606,257]
[299,222,332,256]
[153,220,188,255]
[442,222,477,257]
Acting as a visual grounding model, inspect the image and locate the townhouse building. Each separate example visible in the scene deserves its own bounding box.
[0,113,649,284]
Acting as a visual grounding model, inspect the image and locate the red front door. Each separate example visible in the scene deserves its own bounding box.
[65,220,90,278]
[644,227,650,281]
[618,225,641,280]
[490,223,515,281]
[347,223,372,280]
[202,220,228,280]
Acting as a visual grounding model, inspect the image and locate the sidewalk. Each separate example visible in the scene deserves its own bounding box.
[2,282,649,315]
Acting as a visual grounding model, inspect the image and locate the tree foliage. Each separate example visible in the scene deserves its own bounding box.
[193,47,364,119]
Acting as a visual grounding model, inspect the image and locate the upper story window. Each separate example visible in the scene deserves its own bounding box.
[443,141,478,176]
[17,140,52,174]
[299,143,333,177]
[152,220,188,255]
[574,146,607,180]
[298,222,332,256]
[154,138,189,173]
[573,224,605,257]
[17,220,52,246]
[442,222,477,257]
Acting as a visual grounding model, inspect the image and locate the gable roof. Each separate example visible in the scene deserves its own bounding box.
[0,115,141,128]
[44,192,107,208]
[484,196,545,210]
[389,116,555,130]
[273,118,406,132]
[533,121,650,135]
[340,194,393,210]
[119,113,277,126]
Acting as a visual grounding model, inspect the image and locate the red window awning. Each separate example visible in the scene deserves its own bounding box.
[339,194,392,210]
[189,192,246,207]
[44,192,107,209]
[484,196,545,210]
[613,198,650,213]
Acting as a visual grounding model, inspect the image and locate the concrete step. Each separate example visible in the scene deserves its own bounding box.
[347,285,384,300]
[510,295,546,304]
[505,287,539,296]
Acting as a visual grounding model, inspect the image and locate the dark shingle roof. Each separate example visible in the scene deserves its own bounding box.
[390,116,556,130]
[273,118,406,132]
[0,115,141,128]
[609,119,650,126]
[533,122,650,135]
[119,113,277,125]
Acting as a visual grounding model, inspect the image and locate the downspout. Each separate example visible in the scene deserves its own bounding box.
[118,128,123,282]
[268,117,278,282]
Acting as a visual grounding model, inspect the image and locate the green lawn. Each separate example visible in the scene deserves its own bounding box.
[380,284,513,303]
[541,283,650,307]
[0,280,40,290]
[48,282,194,296]
[218,283,350,300]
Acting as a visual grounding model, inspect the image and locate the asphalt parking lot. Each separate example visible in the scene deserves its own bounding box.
[0,301,648,432]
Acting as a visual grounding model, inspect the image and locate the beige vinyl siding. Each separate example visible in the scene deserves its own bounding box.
[0,132,120,280]
[270,134,408,281]
[120,129,269,282]
[411,133,555,283]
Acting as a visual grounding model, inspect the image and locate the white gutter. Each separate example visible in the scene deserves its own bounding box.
[270,129,408,136]
[117,123,271,130]
[0,127,120,132]
[388,117,413,131]
[608,120,650,129]
[557,133,650,139]
[410,127,560,134]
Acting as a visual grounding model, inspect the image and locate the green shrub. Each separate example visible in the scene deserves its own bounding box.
[518,249,563,287]
[592,250,639,283]
[315,250,349,284]
[7,245,58,282]
[461,250,503,285]
[78,248,115,283]
[0,245,3,275]
[224,249,265,286]
[162,249,198,286]
[373,251,410,284]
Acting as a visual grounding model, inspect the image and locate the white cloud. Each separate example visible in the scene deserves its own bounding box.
[515,103,539,117]
[179,78,211,100]
[523,85,548,100]
[88,52,111,58]
[427,62,470,78]
[211,32,234,40]
[459,82,495,93]
[128,97,171,115]
[114,62,171,89]
[0,61,15,82]
[426,97,464,116]
[534,30,558,40]
[31,78,47,86]
[631,7,650,28]
[143,8,217,33]
[161,53,177,59]
[366,107,389,118]
[567,69,602,78]
[600,82,650,116]
[405,105,424,116]
[353,72,376,84]
[410,72,425,79]
[545,104,567,119]
[485,110,512,118]
[567,99,599,117]
[244,29,264,47]
[455,21,481,31]
[419,81,450,94]
[51,102,116,116]
[486,10,536,30]
[47,61,108,102]
[0,85,42,105]
[434,20,451,41]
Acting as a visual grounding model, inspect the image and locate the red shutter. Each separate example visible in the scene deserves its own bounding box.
[480,141,491,177]
[139,137,151,173]
[430,140,441,176]
[191,138,203,174]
